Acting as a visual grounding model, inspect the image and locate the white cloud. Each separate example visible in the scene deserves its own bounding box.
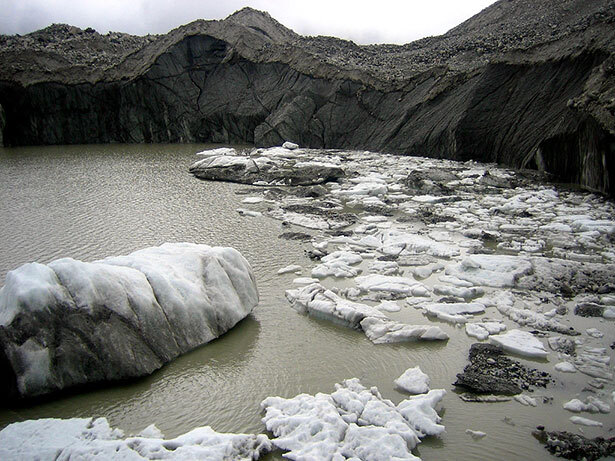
[0,0,497,44]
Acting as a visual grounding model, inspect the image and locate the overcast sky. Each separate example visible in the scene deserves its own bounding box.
[0,0,498,45]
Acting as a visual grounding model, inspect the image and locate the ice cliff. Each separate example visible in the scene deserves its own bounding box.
[0,242,259,401]
[0,0,614,195]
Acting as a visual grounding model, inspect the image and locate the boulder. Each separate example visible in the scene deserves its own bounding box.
[0,242,258,401]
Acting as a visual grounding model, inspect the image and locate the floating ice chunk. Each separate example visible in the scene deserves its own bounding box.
[376,300,401,312]
[332,181,388,197]
[540,222,572,232]
[465,322,507,340]
[496,303,575,336]
[445,255,532,288]
[395,367,430,394]
[0,417,272,460]
[514,395,537,407]
[286,283,386,330]
[261,378,445,460]
[293,277,319,285]
[369,260,401,276]
[282,141,299,150]
[0,243,259,399]
[574,347,613,380]
[313,251,364,278]
[312,262,360,278]
[554,362,576,373]
[396,389,447,437]
[270,210,350,230]
[490,330,548,359]
[604,307,615,319]
[412,263,444,280]
[241,196,264,204]
[322,251,363,266]
[237,208,262,217]
[438,275,474,288]
[422,302,485,325]
[361,317,448,344]
[433,285,484,300]
[563,397,610,414]
[378,229,459,258]
[261,393,347,458]
[586,328,604,338]
[466,429,487,440]
[277,264,302,275]
[411,195,451,204]
[195,147,237,157]
[355,274,430,298]
[138,424,164,439]
[563,399,589,413]
[569,416,603,427]
[571,219,615,234]
[335,424,422,461]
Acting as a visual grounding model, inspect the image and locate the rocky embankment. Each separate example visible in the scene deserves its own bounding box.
[0,0,614,194]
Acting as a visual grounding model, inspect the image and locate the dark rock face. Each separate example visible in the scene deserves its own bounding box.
[453,343,551,395]
[0,2,614,194]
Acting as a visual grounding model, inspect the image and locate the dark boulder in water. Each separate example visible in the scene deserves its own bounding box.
[453,343,551,395]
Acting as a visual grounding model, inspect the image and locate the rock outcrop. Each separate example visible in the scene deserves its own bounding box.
[0,1,614,194]
[0,243,258,401]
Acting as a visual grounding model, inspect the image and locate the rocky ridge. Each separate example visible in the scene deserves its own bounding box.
[0,1,614,194]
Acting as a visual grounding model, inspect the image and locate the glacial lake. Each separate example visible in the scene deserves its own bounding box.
[0,144,611,460]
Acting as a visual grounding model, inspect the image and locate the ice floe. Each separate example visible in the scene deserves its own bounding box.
[0,417,272,460]
[201,146,615,458]
[569,416,603,427]
[554,362,577,373]
[489,330,549,359]
[465,322,507,340]
[514,394,538,407]
[422,302,486,325]
[355,274,431,299]
[563,397,610,414]
[360,317,449,344]
[312,251,363,278]
[433,284,484,300]
[395,367,431,394]
[277,264,303,275]
[466,429,487,440]
[261,378,445,461]
[445,255,533,288]
[286,283,385,330]
[286,283,447,344]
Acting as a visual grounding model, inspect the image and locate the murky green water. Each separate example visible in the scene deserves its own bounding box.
[0,144,606,460]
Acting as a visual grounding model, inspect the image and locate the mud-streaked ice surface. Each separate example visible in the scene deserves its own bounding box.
[1,144,614,460]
